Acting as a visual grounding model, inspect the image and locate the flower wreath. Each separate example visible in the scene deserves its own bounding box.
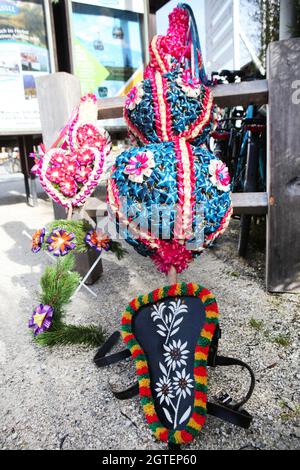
[29,220,127,345]
[32,93,111,211]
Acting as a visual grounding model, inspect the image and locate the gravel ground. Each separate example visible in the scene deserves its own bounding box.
[0,191,299,451]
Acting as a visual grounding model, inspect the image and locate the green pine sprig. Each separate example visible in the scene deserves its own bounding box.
[35,254,104,347]
[44,219,92,254]
[109,240,128,260]
[35,322,104,347]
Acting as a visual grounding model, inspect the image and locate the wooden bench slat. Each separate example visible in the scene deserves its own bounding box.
[213,80,268,108]
[232,192,268,215]
[97,80,269,120]
[85,192,268,217]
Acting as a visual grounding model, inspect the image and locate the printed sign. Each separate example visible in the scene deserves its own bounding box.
[71,1,144,98]
[0,0,52,134]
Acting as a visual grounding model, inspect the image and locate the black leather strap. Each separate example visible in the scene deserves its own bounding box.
[207,401,252,429]
[94,335,254,431]
[215,355,255,408]
[110,380,253,429]
[94,331,131,367]
[111,382,139,400]
[207,327,221,367]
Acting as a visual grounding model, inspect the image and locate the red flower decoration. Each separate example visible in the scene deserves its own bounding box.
[75,166,92,184]
[46,166,64,184]
[150,240,193,274]
[74,148,95,165]
[59,178,77,197]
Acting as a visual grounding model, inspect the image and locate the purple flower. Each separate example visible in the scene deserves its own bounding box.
[31,228,45,253]
[47,229,76,256]
[85,230,111,252]
[28,304,54,336]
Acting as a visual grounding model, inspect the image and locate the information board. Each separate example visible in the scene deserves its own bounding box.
[71,0,144,99]
[0,0,54,134]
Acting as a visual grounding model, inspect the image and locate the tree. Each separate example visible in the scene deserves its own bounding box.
[249,0,280,66]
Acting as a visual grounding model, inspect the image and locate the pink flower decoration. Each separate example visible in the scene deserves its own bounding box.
[176,69,201,98]
[59,178,78,197]
[125,83,144,111]
[124,150,155,184]
[208,160,231,192]
[46,166,64,184]
[75,166,92,184]
[63,158,79,176]
[150,240,193,274]
[50,150,66,167]
[76,123,99,148]
[74,148,95,165]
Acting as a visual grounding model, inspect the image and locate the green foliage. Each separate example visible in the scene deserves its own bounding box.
[289,0,300,37]
[110,240,128,260]
[249,318,264,330]
[249,0,280,67]
[273,333,291,347]
[36,322,104,347]
[45,219,93,254]
[40,254,80,319]
[36,253,104,347]
[280,402,300,422]
[230,271,240,278]
[42,220,128,260]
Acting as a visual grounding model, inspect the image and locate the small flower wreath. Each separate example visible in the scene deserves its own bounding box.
[29,220,127,345]
[31,220,127,259]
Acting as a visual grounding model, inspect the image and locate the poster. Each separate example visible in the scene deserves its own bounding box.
[71,1,144,98]
[0,0,51,133]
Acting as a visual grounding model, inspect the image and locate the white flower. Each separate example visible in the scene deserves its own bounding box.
[155,376,175,405]
[173,368,193,399]
[124,150,155,184]
[163,339,189,371]
[208,159,231,192]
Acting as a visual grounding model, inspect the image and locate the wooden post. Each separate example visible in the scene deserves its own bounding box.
[168,266,177,285]
[36,72,81,150]
[280,0,297,40]
[267,38,300,293]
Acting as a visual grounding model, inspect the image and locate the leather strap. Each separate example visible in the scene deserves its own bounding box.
[215,355,255,408]
[94,331,131,367]
[110,380,252,429]
[207,402,252,429]
[94,335,254,430]
[112,382,139,400]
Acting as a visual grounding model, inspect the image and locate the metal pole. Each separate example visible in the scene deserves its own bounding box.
[280,0,297,40]
[143,0,150,64]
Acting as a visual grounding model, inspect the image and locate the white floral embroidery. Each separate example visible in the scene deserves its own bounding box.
[163,339,189,371]
[152,299,194,428]
[155,376,174,405]
[173,368,193,399]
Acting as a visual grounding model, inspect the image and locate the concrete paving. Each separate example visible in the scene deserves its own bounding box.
[0,185,299,450]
